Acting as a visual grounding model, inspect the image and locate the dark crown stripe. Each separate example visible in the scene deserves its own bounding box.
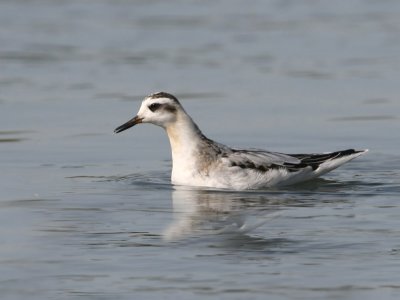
[148,92,180,104]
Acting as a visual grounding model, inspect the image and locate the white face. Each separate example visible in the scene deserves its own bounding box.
[114,94,180,133]
[137,96,179,127]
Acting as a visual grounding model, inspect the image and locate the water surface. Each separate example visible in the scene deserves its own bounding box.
[1,0,400,299]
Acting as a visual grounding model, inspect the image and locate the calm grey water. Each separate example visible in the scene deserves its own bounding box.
[1,0,400,299]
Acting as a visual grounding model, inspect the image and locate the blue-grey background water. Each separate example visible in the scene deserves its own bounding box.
[1,0,400,299]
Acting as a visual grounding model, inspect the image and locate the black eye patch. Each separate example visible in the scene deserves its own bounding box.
[148,103,162,112]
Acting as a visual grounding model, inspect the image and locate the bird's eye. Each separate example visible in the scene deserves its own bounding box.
[148,103,161,112]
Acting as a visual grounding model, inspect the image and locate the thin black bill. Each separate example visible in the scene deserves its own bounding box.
[114,116,143,133]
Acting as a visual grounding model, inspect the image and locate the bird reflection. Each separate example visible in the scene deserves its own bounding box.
[163,187,283,241]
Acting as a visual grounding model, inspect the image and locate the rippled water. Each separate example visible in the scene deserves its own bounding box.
[1,0,400,299]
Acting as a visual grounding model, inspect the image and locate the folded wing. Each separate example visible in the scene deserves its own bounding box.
[222,148,366,173]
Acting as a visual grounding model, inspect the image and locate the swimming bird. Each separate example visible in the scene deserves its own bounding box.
[114,92,367,190]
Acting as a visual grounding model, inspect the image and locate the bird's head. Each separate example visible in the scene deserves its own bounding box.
[114,92,182,133]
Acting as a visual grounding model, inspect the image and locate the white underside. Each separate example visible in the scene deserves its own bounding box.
[171,150,367,190]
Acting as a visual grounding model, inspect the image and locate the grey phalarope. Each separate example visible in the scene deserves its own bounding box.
[114,92,368,190]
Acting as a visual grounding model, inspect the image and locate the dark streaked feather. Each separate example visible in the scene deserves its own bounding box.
[290,149,361,164]
[221,148,362,173]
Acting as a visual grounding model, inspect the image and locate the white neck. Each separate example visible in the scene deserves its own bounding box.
[165,112,204,183]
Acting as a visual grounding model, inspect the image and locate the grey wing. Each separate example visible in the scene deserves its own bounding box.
[221,149,303,172]
[289,149,365,169]
[221,148,364,173]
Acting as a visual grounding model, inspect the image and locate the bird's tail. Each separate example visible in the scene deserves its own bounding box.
[314,149,368,176]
